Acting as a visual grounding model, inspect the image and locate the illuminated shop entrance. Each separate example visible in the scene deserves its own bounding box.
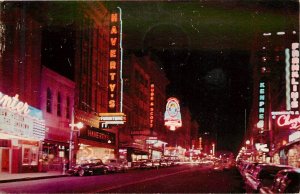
[0,148,10,173]
[76,144,115,164]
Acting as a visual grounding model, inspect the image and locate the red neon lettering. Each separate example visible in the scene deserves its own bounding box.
[111,13,118,22]
[277,114,300,129]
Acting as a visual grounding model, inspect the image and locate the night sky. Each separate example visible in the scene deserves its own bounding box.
[103,1,298,153]
[38,1,298,153]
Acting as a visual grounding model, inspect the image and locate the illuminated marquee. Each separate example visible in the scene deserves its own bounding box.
[0,91,45,140]
[99,112,126,128]
[164,97,182,131]
[289,131,300,142]
[290,42,299,110]
[0,92,30,115]
[108,12,120,112]
[149,83,154,129]
[258,81,265,128]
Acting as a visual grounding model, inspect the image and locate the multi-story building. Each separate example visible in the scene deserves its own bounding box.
[40,66,75,171]
[121,54,152,162]
[0,2,46,173]
[72,2,116,165]
[40,1,115,166]
[0,1,123,174]
[120,53,170,162]
[249,29,299,166]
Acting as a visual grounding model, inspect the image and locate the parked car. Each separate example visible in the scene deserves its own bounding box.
[105,158,128,173]
[159,159,168,167]
[212,159,224,171]
[260,168,300,194]
[139,159,153,169]
[67,159,109,177]
[173,158,181,165]
[152,159,161,168]
[245,164,292,192]
[242,162,263,180]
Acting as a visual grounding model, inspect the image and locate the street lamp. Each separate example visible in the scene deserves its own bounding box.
[245,140,250,145]
[69,108,83,168]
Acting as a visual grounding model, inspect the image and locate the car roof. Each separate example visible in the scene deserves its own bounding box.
[278,168,300,174]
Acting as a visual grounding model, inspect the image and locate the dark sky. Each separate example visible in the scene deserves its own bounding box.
[103,1,299,152]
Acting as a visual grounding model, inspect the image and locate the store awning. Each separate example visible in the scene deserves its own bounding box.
[270,138,300,156]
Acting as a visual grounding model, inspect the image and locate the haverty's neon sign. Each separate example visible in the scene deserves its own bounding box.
[0,92,30,115]
[277,114,300,130]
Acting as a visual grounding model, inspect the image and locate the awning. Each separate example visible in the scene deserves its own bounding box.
[269,138,300,156]
[120,146,149,155]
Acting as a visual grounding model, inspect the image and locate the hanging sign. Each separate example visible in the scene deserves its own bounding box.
[164,97,182,131]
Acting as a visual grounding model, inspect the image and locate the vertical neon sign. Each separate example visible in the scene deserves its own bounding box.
[290,43,299,112]
[108,12,120,112]
[117,7,123,113]
[286,48,291,110]
[149,83,154,129]
[258,81,265,128]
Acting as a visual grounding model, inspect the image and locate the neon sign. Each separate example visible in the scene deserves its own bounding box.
[0,92,45,140]
[149,83,154,129]
[108,12,120,112]
[164,97,182,131]
[290,42,299,110]
[286,48,291,110]
[258,81,265,128]
[277,114,300,129]
[0,92,30,115]
[99,112,126,128]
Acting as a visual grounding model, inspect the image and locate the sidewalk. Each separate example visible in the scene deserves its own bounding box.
[0,171,68,183]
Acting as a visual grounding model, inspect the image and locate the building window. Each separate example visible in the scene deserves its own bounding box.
[22,145,38,166]
[57,92,61,116]
[46,88,52,113]
[66,97,70,119]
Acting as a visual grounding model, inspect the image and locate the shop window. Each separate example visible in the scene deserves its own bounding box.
[57,92,61,117]
[22,145,38,165]
[46,88,52,113]
[66,97,70,119]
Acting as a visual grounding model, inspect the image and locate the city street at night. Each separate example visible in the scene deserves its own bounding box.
[0,0,299,193]
[0,165,245,193]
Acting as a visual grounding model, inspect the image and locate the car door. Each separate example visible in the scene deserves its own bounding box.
[93,161,104,174]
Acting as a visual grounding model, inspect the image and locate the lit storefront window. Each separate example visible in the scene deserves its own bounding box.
[22,145,38,166]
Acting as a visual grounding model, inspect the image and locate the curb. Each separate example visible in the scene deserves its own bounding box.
[0,174,69,184]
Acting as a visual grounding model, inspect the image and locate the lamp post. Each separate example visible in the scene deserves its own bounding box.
[69,108,83,168]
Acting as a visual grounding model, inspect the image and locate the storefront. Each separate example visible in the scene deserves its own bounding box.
[41,139,69,171]
[277,135,300,168]
[0,92,46,173]
[76,126,116,164]
[119,142,149,167]
[146,137,167,160]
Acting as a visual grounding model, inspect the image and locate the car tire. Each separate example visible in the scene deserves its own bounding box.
[79,169,85,177]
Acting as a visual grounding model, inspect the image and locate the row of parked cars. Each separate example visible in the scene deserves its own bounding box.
[134,158,181,169]
[237,160,300,193]
[67,157,181,176]
[67,158,129,176]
